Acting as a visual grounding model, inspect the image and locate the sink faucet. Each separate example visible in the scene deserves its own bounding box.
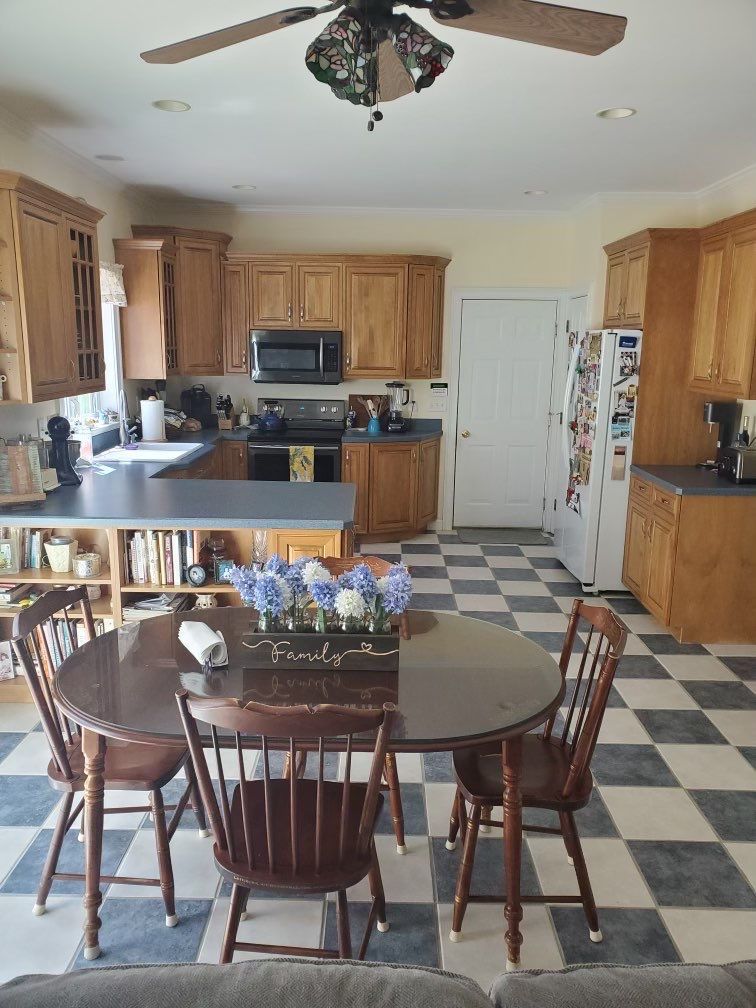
[118,389,137,447]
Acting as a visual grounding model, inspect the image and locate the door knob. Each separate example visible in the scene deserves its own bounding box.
[460,430,470,438]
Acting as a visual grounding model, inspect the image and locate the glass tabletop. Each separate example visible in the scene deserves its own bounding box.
[54,609,564,751]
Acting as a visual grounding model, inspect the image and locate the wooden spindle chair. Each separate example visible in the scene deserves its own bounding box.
[445,599,627,944]
[320,555,410,854]
[176,691,395,963]
[12,587,206,926]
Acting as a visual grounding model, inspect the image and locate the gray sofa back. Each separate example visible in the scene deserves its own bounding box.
[490,961,756,1008]
[0,958,491,1008]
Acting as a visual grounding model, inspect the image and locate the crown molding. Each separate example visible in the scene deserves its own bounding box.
[154,198,572,220]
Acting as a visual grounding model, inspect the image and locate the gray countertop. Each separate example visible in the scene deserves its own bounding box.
[2,428,355,530]
[343,418,442,444]
[631,464,756,496]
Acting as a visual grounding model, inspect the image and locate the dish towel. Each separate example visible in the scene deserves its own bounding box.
[289,445,314,482]
[178,621,228,667]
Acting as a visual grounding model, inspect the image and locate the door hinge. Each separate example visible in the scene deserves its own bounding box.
[542,496,546,510]
[554,498,557,511]
[566,319,570,333]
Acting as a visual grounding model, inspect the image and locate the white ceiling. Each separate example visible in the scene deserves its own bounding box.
[2,0,756,212]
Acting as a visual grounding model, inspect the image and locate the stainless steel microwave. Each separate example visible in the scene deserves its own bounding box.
[250,330,342,384]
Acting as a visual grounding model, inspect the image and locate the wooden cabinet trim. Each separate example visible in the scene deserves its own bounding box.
[222,261,249,373]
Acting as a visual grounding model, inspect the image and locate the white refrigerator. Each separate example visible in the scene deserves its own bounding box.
[554,328,642,591]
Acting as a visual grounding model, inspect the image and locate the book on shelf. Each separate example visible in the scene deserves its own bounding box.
[124,530,206,587]
[0,583,34,605]
[122,593,190,622]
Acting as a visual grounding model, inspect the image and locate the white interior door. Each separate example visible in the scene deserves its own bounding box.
[454,298,557,527]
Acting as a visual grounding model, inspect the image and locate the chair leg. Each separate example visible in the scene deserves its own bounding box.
[221,884,247,964]
[150,790,178,928]
[34,792,74,916]
[185,759,210,838]
[450,802,481,942]
[77,805,85,842]
[336,889,352,959]
[446,787,461,851]
[369,841,389,933]
[480,804,492,834]
[458,790,469,844]
[239,889,251,923]
[383,753,406,854]
[560,810,601,943]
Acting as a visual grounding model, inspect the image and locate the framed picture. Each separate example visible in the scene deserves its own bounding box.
[0,640,15,681]
[0,539,19,574]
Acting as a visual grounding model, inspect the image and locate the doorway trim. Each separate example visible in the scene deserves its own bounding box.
[441,287,572,532]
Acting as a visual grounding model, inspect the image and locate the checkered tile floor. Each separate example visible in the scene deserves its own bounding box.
[0,531,754,988]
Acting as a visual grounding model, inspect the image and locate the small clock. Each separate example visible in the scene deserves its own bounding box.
[187,563,208,587]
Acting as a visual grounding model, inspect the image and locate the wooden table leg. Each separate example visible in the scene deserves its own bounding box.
[82,728,106,961]
[502,735,523,971]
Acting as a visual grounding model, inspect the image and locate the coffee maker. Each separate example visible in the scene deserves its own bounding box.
[385,381,411,433]
[703,401,739,463]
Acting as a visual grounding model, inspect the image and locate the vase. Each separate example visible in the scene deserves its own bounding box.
[315,608,329,635]
[367,615,392,635]
[339,615,364,634]
[258,611,277,633]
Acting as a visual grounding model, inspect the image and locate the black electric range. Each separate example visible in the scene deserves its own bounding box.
[247,398,345,482]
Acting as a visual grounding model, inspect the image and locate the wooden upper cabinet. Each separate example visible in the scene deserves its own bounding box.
[177,237,223,374]
[406,264,435,378]
[342,442,370,535]
[250,262,295,328]
[602,243,649,328]
[718,225,756,396]
[369,440,417,533]
[690,235,728,389]
[0,173,105,405]
[222,261,249,374]
[297,263,342,329]
[430,267,445,378]
[131,226,230,377]
[116,238,179,380]
[344,264,407,378]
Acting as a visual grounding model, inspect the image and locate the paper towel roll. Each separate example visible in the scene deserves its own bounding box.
[178,621,228,668]
[141,399,165,441]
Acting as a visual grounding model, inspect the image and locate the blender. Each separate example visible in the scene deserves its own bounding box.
[385,381,411,433]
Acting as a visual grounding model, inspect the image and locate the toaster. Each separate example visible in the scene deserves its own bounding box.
[718,446,756,484]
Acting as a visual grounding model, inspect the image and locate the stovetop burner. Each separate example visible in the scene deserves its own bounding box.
[248,397,346,445]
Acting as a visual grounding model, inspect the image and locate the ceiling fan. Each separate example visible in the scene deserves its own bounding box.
[141,1,627,129]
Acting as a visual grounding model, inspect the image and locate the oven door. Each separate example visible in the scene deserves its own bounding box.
[247,443,341,482]
[250,330,339,384]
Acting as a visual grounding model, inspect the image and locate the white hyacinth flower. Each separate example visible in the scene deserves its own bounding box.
[303,560,331,587]
[334,587,367,620]
[273,573,294,608]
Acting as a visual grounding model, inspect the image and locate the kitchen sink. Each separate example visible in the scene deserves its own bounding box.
[95,443,204,464]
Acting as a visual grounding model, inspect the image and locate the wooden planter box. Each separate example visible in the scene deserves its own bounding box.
[242,626,400,672]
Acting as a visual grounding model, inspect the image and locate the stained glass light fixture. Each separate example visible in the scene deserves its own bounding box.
[305,10,453,127]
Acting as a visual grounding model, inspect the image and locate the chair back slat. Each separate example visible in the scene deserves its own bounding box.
[11,587,94,782]
[176,691,395,879]
[176,691,226,850]
[547,600,627,798]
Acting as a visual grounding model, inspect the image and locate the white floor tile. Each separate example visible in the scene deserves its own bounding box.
[0,703,39,733]
[0,827,38,884]
[456,596,511,612]
[0,731,51,775]
[554,595,597,613]
[617,635,652,656]
[343,751,424,783]
[365,542,402,553]
[175,746,257,781]
[660,909,756,964]
[448,567,495,581]
[519,546,557,557]
[404,554,447,568]
[347,834,434,903]
[726,843,756,890]
[441,544,484,556]
[412,578,454,594]
[496,581,549,597]
[41,790,151,831]
[613,679,698,710]
[596,709,652,745]
[512,613,568,633]
[438,902,563,982]
[404,534,442,544]
[114,828,218,899]
[423,783,458,837]
[703,710,756,746]
[527,837,654,908]
[706,644,756,657]
[656,655,738,681]
[599,787,717,841]
[0,895,83,983]
[657,744,756,790]
[198,896,325,962]
[484,557,533,569]
[617,613,669,634]
[535,569,575,583]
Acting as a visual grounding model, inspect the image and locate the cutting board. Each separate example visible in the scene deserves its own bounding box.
[348,394,389,430]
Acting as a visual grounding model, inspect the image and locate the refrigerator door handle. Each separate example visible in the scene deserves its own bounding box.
[562,342,581,467]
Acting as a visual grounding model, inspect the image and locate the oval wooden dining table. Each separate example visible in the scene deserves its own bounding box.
[53,608,564,969]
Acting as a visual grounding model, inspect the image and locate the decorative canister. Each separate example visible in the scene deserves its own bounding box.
[43,537,78,574]
[73,552,101,579]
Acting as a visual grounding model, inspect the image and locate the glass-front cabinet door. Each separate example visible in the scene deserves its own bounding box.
[67,217,104,392]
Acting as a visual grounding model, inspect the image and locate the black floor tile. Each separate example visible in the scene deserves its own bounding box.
[430,835,541,903]
[635,710,729,745]
[449,579,502,595]
[591,744,679,787]
[604,596,649,615]
[739,746,756,769]
[410,565,450,579]
[481,545,524,557]
[0,776,60,827]
[720,657,756,681]
[375,783,428,836]
[613,655,671,679]
[437,534,461,543]
[639,635,708,656]
[524,789,618,838]
[543,581,585,597]
[689,790,756,842]
[521,631,572,652]
[0,828,134,895]
[529,558,566,570]
[324,901,440,967]
[628,840,756,907]
[0,733,24,761]
[492,568,540,581]
[464,612,518,631]
[410,593,458,611]
[503,596,560,613]
[681,681,756,710]
[422,751,454,782]
[550,907,679,965]
[443,555,489,567]
[563,679,627,709]
[401,544,442,554]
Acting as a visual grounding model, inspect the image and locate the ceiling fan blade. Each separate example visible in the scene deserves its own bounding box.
[377,40,415,102]
[431,0,627,55]
[141,3,344,64]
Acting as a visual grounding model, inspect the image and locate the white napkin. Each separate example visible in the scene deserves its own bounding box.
[178,621,228,668]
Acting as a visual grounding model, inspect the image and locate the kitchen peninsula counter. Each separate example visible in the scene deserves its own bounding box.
[631,464,756,496]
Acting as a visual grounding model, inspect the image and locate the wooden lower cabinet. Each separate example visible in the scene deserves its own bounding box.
[267,529,342,563]
[623,475,756,642]
[342,437,441,539]
[221,439,248,480]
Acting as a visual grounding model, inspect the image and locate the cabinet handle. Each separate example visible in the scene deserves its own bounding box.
[216,350,222,365]
[299,304,304,322]
[424,355,428,368]
[287,302,293,322]
[242,350,247,367]
[345,353,351,369]
[69,358,76,381]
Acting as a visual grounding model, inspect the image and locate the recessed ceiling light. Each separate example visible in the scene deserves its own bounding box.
[596,107,636,119]
[231,184,257,190]
[524,189,548,196]
[94,154,125,162]
[152,99,191,112]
